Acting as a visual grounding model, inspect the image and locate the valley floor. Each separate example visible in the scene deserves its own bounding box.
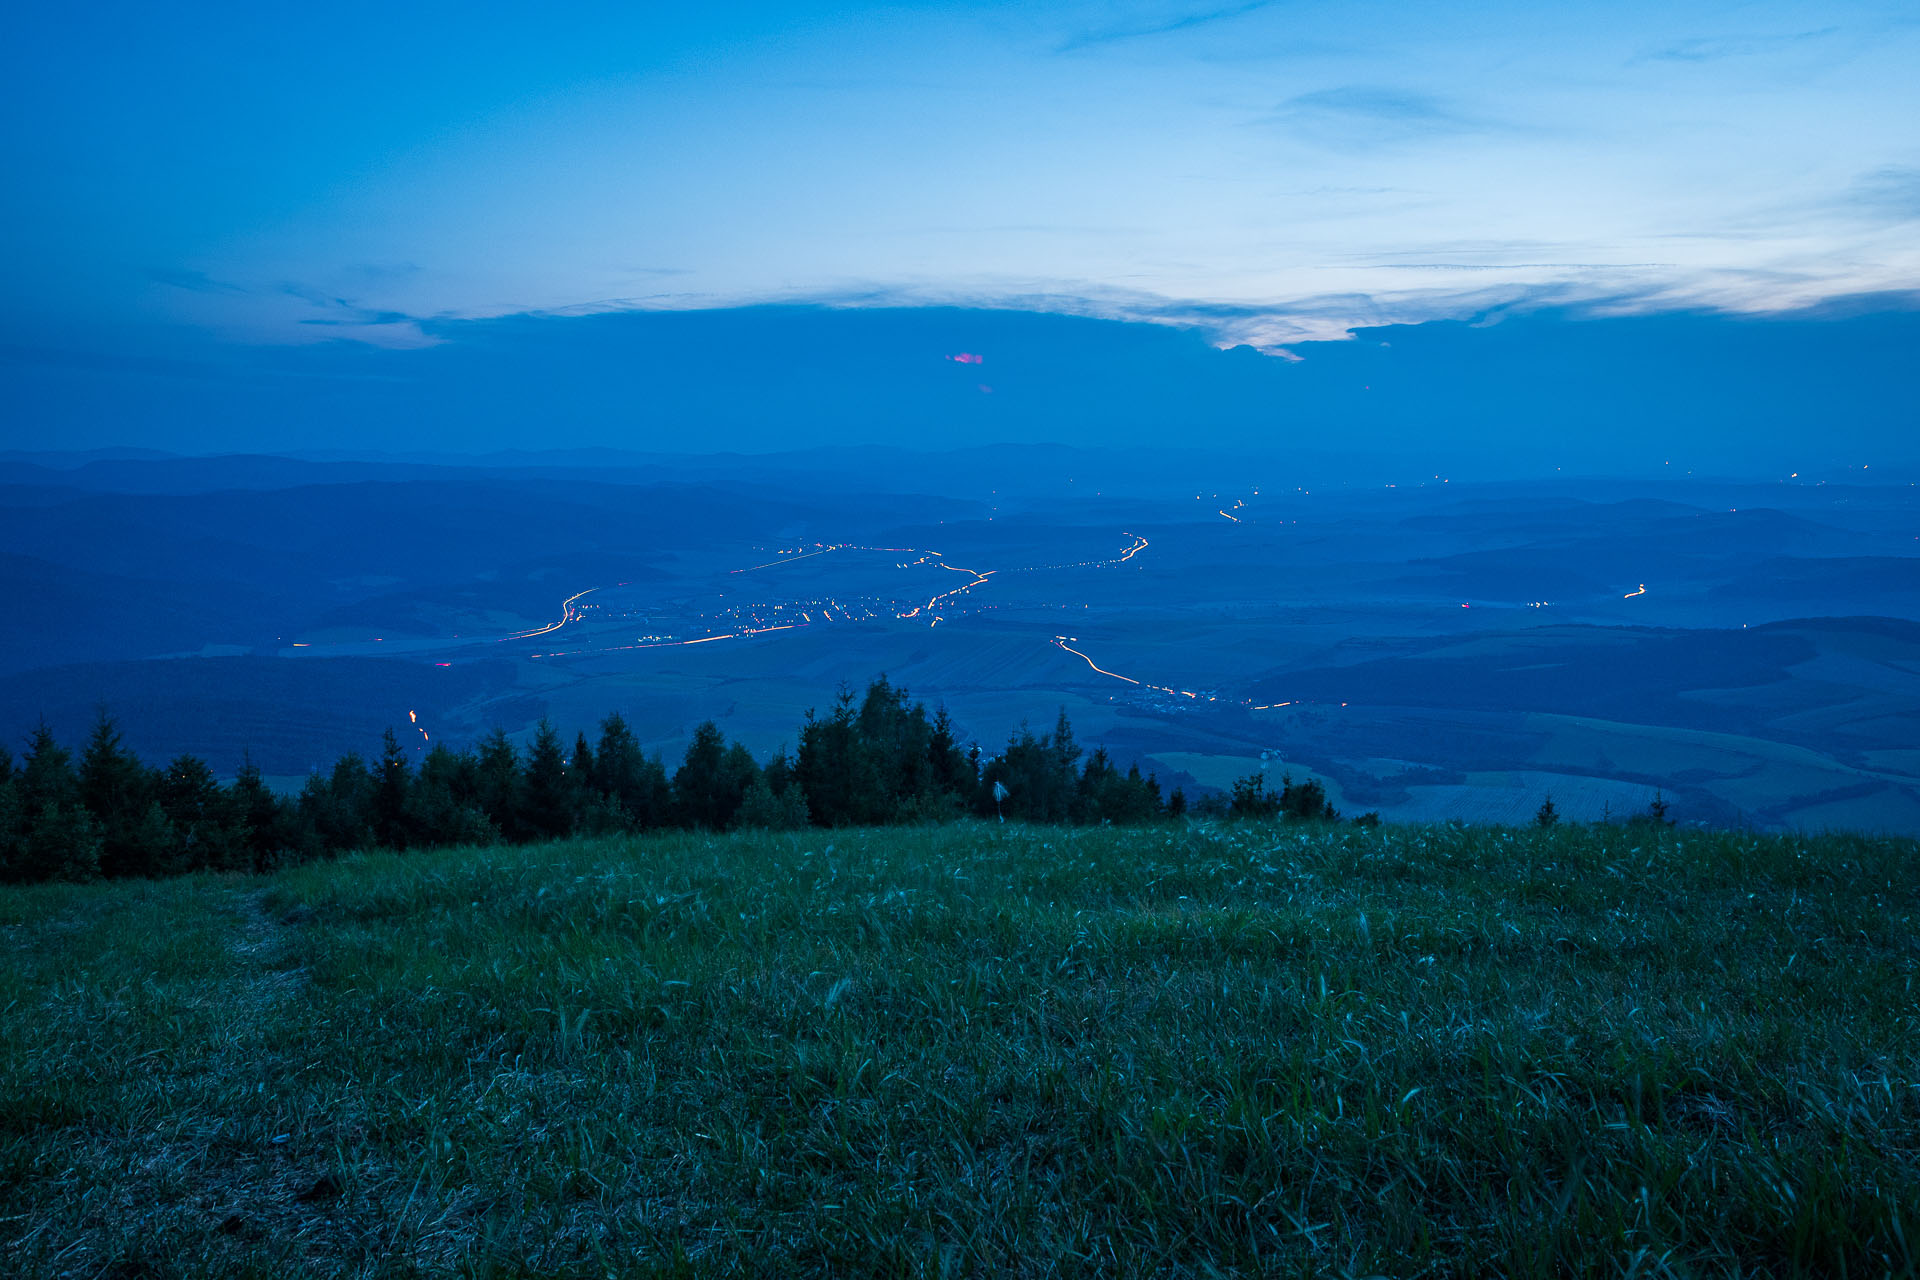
[3,820,1917,1277]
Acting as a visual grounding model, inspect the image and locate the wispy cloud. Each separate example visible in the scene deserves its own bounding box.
[1839,167,1920,222]
[148,268,248,295]
[1266,86,1503,147]
[156,275,440,349]
[1344,262,1680,271]
[281,283,427,332]
[1055,1,1275,53]
[1631,27,1839,64]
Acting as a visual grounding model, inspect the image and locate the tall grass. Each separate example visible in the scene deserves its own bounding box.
[3,820,1917,1276]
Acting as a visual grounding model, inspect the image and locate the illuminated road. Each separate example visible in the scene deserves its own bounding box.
[1012,532,1150,575]
[1049,631,1346,714]
[1049,635,1211,701]
[279,525,1346,718]
[295,529,1159,664]
[1053,636,1140,684]
[903,562,995,619]
[503,587,604,640]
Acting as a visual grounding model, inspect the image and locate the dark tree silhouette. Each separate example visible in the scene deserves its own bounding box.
[521,720,573,840]
[79,713,157,878]
[591,713,669,830]
[372,729,414,850]
[674,721,758,830]
[0,678,1200,884]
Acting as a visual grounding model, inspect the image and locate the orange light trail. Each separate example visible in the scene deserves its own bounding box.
[922,564,994,614]
[1053,636,1140,684]
[1624,584,1647,599]
[1050,635,1216,701]
[504,586,603,640]
[524,529,1153,661]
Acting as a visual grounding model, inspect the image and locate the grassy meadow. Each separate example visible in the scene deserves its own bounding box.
[3,819,1917,1277]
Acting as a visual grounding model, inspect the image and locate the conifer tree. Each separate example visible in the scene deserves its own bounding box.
[473,730,522,839]
[19,725,79,813]
[522,720,573,840]
[1047,709,1081,822]
[300,752,376,852]
[78,712,158,877]
[927,707,975,800]
[570,731,596,807]
[674,721,757,829]
[408,744,495,847]
[1279,774,1335,822]
[796,692,862,826]
[372,729,414,850]
[7,726,103,882]
[14,799,103,883]
[160,755,244,871]
[0,763,18,881]
[1230,771,1281,819]
[592,713,668,830]
[232,757,301,870]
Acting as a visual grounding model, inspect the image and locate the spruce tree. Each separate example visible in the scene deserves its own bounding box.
[927,707,975,802]
[159,755,243,872]
[675,721,756,830]
[78,712,158,877]
[570,732,596,811]
[372,729,413,850]
[232,757,299,870]
[593,713,667,830]
[1047,709,1081,823]
[409,744,496,847]
[796,693,861,827]
[474,730,523,840]
[300,752,376,853]
[522,720,573,840]
[17,800,103,883]
[0,766,18,881]
[8,726,102,882]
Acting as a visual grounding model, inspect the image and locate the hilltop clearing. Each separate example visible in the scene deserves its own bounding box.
[3,821,1916,1276]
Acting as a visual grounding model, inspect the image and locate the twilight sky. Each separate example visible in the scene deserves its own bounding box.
[3,1,1916,461]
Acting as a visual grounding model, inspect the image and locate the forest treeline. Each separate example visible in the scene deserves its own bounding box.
[0,676,1341,885]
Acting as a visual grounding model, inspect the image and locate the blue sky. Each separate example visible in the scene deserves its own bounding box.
[2,1,1916,461]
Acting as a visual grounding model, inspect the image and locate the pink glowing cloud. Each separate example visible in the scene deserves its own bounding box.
[945,352,983,364]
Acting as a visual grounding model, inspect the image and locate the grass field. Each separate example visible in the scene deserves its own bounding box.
[4,820,1918,1277]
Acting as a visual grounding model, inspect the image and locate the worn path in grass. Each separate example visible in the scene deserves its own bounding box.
[4,820,1919,1277]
